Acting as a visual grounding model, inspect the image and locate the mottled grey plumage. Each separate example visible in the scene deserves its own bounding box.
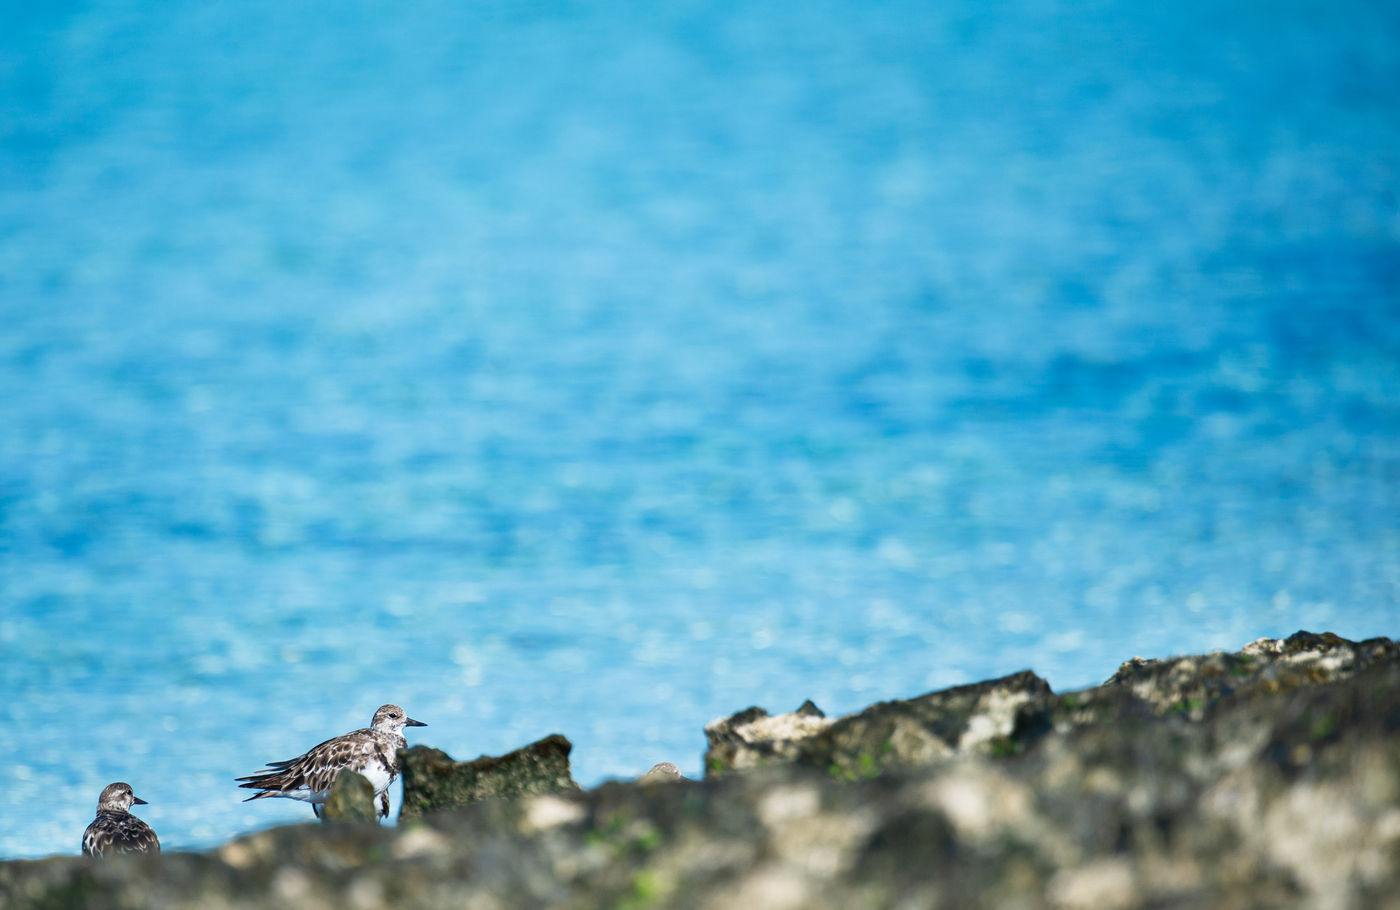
[641,761,684,782]
[236,704,426,818]
[82,782,159,857]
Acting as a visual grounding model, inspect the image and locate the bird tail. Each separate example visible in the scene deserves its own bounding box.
[236,768,301,793]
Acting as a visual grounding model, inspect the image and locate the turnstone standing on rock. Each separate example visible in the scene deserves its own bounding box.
[236,704,426,818]
[82,782,159,857]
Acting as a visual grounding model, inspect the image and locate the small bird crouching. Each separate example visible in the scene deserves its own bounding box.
[236,704,426,819]
[82,782,160,857]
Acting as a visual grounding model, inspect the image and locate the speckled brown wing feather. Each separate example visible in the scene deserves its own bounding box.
[237,730,380,799]
[82,813,160,857]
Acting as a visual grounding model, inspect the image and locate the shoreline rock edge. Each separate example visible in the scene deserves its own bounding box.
[2,630,1396,910]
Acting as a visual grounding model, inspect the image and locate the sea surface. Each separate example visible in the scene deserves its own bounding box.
[1,0,1397,859]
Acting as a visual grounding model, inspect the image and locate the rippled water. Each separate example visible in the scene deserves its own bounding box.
[2,0,1397,858]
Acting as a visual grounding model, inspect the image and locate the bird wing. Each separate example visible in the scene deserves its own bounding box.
[81,820,102,857]
[83,814,159,857]
[237,730,378,796]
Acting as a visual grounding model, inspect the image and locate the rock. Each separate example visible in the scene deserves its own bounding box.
[1097,629,1398,716]
[706,631,1400,781]
[3,631,1397,909]
[321,771,376,823]
[703,704,835,774]
[398,734,579,821]
[705,670,1054,778]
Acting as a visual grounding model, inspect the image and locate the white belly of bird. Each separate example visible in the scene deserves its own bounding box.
[351,760,395,796]
[293,764,394,805]
[284,750,394,800]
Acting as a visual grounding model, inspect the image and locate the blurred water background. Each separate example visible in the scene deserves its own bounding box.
[1,0,1397,858]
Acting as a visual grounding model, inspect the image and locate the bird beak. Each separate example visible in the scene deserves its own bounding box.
[132,796,148,805]
[406,718,427,727]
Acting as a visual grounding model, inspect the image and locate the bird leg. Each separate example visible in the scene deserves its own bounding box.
[379,791,390,819]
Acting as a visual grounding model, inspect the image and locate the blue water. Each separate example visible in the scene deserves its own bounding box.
[2,0,1398,859]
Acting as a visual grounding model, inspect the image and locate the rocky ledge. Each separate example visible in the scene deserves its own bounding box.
[3,630,1397,909]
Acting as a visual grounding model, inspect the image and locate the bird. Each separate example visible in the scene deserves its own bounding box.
[640,761,684,782]
[82,782,160,857]
[236,704,426,819]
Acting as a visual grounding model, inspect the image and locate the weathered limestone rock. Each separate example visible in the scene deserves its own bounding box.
[703,701,836,773]
[705,670,1054,778]
[398,733,579,821]
[3,632,1397,910]
[321,771,376,823]
[1099,629,1398,714]
[706,631,1400,782]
